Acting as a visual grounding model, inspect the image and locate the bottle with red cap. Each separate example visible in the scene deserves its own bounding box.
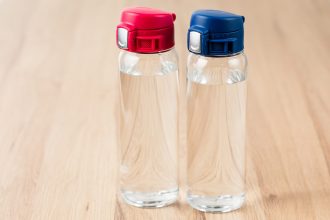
[116,7,179,208]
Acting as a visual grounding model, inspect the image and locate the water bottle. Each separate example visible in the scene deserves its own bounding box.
[186,10,247,212]
[116,7,179,208]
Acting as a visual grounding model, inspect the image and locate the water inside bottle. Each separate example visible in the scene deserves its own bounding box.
[119,64,179,207]
[187,70,246,212]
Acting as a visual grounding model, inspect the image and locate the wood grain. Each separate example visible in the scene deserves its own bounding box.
[0,0,329,219]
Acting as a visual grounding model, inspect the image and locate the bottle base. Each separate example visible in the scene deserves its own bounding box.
[187,192,245,213]
[120,188,179,208]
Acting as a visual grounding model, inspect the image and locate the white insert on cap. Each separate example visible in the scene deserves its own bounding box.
[118,28,128,49]
[189,31,201,53]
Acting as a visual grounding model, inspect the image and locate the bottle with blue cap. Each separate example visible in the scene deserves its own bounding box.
[186,10,247,212]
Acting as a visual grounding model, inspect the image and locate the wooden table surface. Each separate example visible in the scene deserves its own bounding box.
[1,0,330,219]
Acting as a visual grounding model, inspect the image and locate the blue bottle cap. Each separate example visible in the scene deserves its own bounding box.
[188,10,245,56]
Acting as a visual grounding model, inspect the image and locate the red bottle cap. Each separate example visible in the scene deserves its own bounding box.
[116,7,176,53]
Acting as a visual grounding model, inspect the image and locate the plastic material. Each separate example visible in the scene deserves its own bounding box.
[117,7,176,53]
[186,51,247,213]
[188,10,245,56]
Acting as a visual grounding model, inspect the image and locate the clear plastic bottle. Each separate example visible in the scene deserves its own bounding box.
[117,7,178,208]
[186,10,247,212]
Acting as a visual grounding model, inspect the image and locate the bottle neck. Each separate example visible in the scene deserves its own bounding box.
[189,50,244,58]
[121,46,175,55]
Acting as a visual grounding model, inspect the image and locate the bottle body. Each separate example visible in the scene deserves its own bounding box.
[186,52,247,212]
[119,48,179,207]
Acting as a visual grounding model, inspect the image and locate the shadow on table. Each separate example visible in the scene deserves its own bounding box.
[114,193,255,220]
